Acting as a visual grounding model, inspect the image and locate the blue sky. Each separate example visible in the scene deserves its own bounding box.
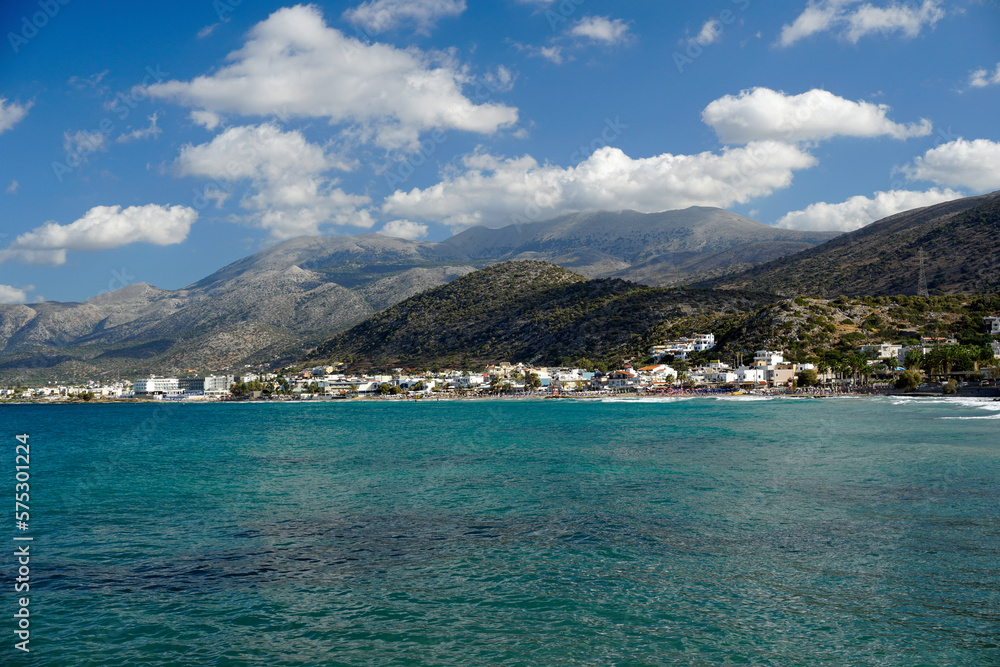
[0,0,998,303]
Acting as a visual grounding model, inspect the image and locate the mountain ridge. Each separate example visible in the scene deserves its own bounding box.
[703,191,1000,296]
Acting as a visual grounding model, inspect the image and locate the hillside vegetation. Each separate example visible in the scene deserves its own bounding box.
[706,192,1000,296]
[308,261,775,370]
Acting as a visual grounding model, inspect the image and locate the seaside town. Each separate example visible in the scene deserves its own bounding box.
[5,317,999,402]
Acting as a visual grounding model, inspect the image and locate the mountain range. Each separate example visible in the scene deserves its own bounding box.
[705,191,1000,296]
[307,261,775,371]
[0,207,836,382]
[3,191,998,383]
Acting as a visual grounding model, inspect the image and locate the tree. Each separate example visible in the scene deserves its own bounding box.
[895,370,922,392]
[942,379,958,395]
[903,349,923,370]
[526,372,541,389]
[797,369,819,387]
[411,380,426,391]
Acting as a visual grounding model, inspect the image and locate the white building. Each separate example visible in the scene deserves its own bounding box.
[133,376,182,397]
[986,316,1000,336]
[737,366,768,385]
[862,342,903,361]
[650,333,716,360]
[753,350,784,366]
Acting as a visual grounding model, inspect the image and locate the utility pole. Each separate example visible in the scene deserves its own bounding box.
[917,248,929,298]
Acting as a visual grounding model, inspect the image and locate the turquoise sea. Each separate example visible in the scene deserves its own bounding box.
[4,396,1000,665]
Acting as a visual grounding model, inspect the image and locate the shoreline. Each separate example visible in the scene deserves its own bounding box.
[2,386,997,406]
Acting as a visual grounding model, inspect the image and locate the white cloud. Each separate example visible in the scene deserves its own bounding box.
[378,219,429,240]
[117,113,162,143]
[197,22,221,39]
[539,46,564,64]
[0,285,31,304]
[569,16,630,44]
[190,110,222,130]
[702,87,932,144]
[0,98,32,134]
[691,18,723,46]
[776,188,963,231]
[0,205,197,266]
[899,138,1000,192]
[844,0,944,42]
[777,0,944,47]
[344,0,465,34]
[148,4,516,151]
[777,1,843,47]
[382,141,817,230]
[969,63,1000,88]
[63,130,108,161]
[6,180,18,195]
[176,123,372,239]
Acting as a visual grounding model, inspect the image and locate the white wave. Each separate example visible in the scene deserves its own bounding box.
[714,395,774,402]
[939,413,1000,420]
[599,396,696,403]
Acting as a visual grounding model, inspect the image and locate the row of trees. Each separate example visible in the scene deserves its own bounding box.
[903,344,996,377]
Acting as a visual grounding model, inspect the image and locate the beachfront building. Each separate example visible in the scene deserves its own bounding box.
[636,364,677,381]
[133,376,182,398]
[737,366,768,386]
[767,363,798,387]
[704,369,738,384]
[607,369,639,390]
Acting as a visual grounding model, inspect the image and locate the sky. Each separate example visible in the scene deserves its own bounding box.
[0,0,998,304]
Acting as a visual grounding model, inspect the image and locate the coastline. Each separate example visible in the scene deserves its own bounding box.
[3,385,997,406]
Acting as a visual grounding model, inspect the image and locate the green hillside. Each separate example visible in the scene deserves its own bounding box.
[307,261,775,370]
[705,193,1000,296]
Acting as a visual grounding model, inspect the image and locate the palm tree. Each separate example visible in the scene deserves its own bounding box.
[903,349,923,370]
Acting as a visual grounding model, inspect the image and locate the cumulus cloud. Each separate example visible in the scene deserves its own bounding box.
[776,188,963,231]
[702,87,932,144]
[777,0,944,47]
[691,18,723,46]
[344,0,465,34]
[0,204,197,266]
[969,63,1000,88]
[190,110,222,130]
[0,98,32,134]
[378,219,429,240]
[899,138,1000,192]
[569,16,630,44]
[147,4,516,151]
[0,284,32,304]
[176,123,372,239]
[382,142,817,230]
[6,180,18,195]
